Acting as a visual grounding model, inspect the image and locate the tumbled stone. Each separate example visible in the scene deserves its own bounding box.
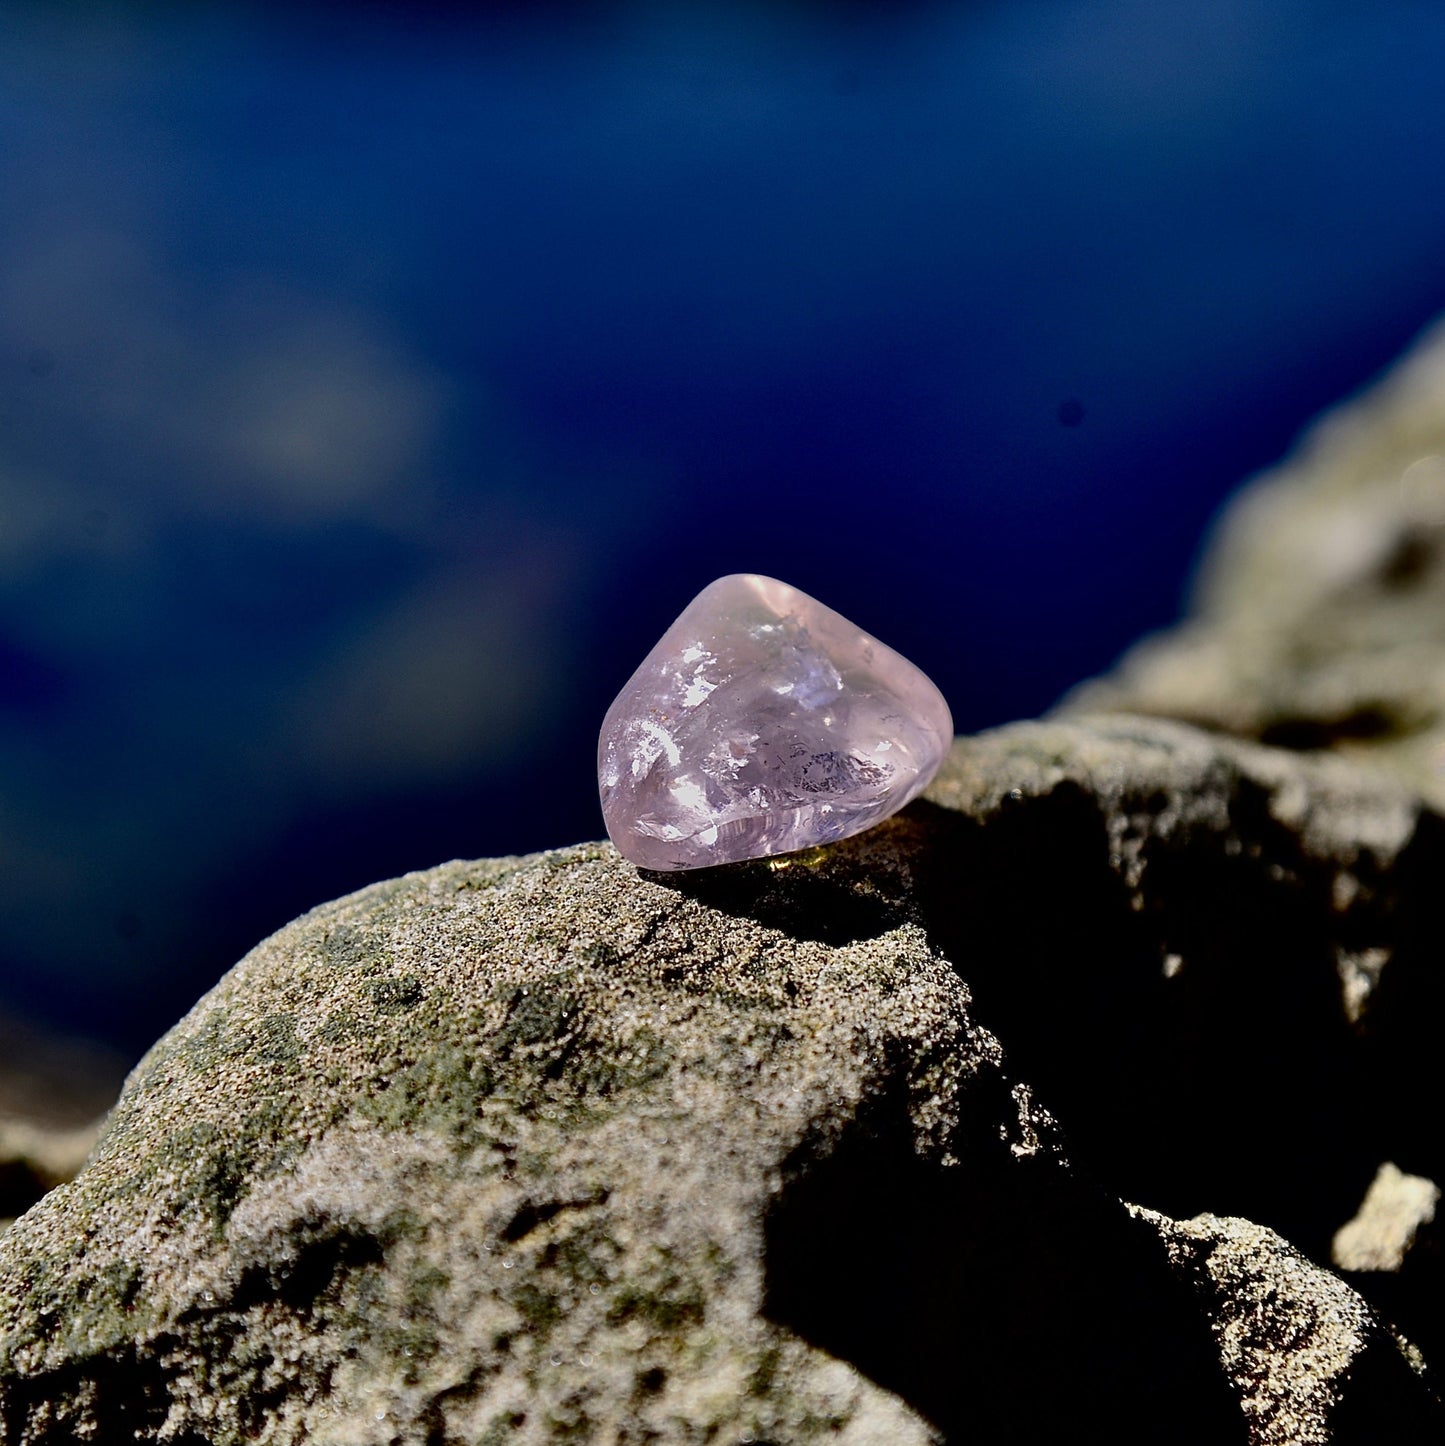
[598,574,953,870]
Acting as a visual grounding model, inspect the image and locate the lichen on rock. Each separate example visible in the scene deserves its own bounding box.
[2,710,1443,1441]
[7,321,1445,1439]
[0,839,986,1443]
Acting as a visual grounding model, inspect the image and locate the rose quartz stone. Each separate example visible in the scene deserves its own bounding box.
[598,574,953,871]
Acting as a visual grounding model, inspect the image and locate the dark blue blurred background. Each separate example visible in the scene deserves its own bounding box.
[4,0,1445,1051]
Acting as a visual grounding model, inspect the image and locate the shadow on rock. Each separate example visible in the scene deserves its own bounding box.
[646,847,913,948]
[762,1076,1244,1445]
[912,783,1385,1253]
[667,730,1445,1394]
[907,760,1445,1379]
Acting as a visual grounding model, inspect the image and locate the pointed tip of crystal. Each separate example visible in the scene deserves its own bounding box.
[598,574,953,871]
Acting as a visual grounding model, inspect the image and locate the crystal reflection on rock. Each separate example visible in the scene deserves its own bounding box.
[598,574,953,870]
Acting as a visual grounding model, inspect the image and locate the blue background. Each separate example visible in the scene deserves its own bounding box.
[3,0,1445,1050]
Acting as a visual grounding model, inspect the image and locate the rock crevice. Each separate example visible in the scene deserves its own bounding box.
[9,320,1445,1440]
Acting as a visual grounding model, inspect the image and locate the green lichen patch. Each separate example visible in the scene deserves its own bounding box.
[322,923,392,973]
[606,1247,708,1336]
[367,975,425,1016]
[118,1093,312,1236]
[252,1014,301,1063]
[355,1037,498,1141]
[9,705,1434,1446]
[0,840,969,1442]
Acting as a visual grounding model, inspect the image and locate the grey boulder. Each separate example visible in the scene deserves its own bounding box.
[1,716,1441,1443]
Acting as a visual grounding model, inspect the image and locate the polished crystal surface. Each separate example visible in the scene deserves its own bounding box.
[598,574,953,870]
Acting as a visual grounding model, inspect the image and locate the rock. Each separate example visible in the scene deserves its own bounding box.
[0,1011,130,1235]
[1065,316,1445,811]
[10,313,1445,1440]
[1329,1159,1444,1402]
[2,715,1442,1442]
[1333,1162,1440,1275]
[1139,1208,1443,1446]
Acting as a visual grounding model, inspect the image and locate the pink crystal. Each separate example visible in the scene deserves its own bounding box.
[598,574,954,871]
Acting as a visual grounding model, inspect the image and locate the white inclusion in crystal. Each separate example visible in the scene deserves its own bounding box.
[681,644,705,662]
[682,669,716,708]
[668,777,709,816]
[628,718,681,779]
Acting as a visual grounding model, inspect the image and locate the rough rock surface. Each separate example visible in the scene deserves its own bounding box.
[1066,315,1445,809]
[1140,1208,1438,1446]
[2,714,1443,1443]
[8,323,1445,1440]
